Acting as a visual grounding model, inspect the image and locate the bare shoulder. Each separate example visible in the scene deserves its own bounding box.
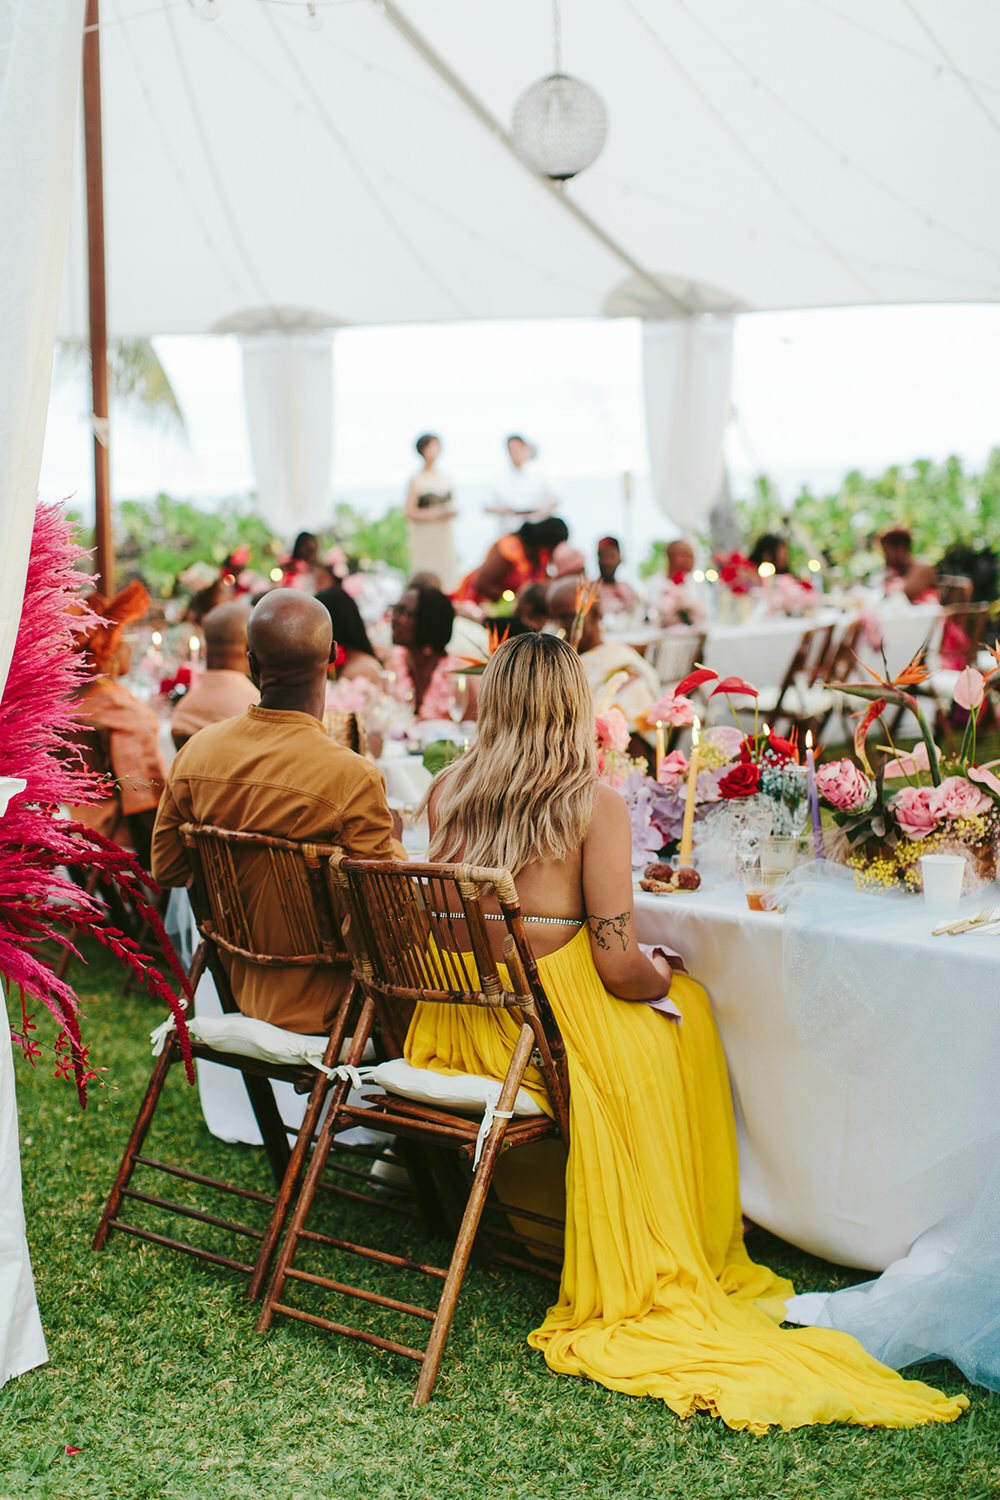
[587,782,629,835]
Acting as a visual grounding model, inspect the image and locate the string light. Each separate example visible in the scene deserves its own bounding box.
[758,561,776,579]
[705,568,719,584]
[807,558,823,573]
[269,567,283,582]
[692,569,705,583]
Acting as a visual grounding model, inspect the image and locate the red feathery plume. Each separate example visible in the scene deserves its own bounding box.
[0,506,192,1102]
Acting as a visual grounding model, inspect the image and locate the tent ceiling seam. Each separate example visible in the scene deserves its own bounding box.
[163,4,284,323]
[379,0,695,319]
[673,0,1000,270]
[259,5,472,317]
[211,12,598,302]
[901,0,1000,143]
[111,0,250,310]
[626,0,878,300]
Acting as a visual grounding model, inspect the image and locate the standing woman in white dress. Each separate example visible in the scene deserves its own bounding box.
[405,434,458,593]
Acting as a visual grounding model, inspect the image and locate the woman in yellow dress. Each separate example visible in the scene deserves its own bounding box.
[405,632,967,1432]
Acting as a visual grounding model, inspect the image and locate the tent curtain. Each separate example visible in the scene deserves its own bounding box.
[239,331,334,542]
[0,0,86,1391]
[642,317,734,537]
[0,0,86,700]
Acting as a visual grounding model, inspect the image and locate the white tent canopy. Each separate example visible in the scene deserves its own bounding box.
[58,0,1000,341]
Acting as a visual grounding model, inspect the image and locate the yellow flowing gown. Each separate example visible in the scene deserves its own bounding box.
[404,926,968,1432]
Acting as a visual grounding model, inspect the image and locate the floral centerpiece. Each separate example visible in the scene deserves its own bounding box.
[816,651,1000,891]
[603,666,809,875]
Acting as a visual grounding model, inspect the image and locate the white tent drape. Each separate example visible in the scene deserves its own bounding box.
[642,317,734,537]
[0,0,87,1390]
[239,332,334,542]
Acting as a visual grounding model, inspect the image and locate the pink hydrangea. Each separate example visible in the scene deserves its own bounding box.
[702,725,744,761]
[930,775,992,823]
[891,785,939,840]
[814,758,875,815]
[656,749,689,788]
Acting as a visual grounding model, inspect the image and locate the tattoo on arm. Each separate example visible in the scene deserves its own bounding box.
[587,912,630,952]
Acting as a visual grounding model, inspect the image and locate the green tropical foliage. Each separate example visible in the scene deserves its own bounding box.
[57,339,186,433]
[737,452,1000,578]
[68,493,410,598]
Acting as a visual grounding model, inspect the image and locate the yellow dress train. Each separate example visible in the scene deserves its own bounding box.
[404,926,967,1432]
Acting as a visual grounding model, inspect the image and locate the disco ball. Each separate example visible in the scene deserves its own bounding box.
[511,72,608,182]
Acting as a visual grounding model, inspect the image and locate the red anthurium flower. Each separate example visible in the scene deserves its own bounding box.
[674,666,717,697]
[765,734,796,763]
[709,676,759,699]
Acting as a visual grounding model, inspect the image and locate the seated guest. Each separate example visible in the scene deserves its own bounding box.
[749,533,790,575]
[408,632,965,1430]
[879,527,939,604]
[314,583,384,687]
[455,518,569,606]
[666,536,696,581]
[152,591,401,1035]
[170,602,259,750]
[653,538,705,627]
[281,531,320,591]
[596,536,638,614]
[509,582,550,635]
[547,577,658,730]
[388,585,466,721]
[69,581,168,868]
[551,542,587,580]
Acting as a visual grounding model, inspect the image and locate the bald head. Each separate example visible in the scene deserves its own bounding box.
[247,589,332,718]
[203,602,251,672]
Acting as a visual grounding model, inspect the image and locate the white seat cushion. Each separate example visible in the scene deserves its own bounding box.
[367,1057,545,1117]
[150,1011,373,1071]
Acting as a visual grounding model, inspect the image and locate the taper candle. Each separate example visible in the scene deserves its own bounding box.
[805,729,823,859]
[678,717,701,866]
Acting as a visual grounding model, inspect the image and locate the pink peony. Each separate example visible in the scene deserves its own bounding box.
[596,708,630,754]
[656,749,689,788]
[814,758,874,815]
[930,775,992,822]
[891,785,939,840]
[646,690,697,728]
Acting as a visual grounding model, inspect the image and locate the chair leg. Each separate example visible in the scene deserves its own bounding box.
[413,1023,536,1406]
[93,1034,176,1251]
[246,985,357,1303]
[257,999,377,1333]
[412,1106,515,1406]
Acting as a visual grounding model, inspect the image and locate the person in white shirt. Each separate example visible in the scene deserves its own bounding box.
[484,434,558,535]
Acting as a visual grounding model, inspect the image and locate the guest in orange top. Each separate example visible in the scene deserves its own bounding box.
[68,580,168,867]
[455,517,568,606]
[170,602,259,750]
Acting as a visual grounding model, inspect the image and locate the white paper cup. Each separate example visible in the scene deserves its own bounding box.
[919,854,966,911]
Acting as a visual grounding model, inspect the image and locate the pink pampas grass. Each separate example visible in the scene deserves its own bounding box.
[0,505,192,1103]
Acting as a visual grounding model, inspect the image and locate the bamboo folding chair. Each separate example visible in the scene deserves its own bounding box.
[94,825,356,1302]
[258,857,570,1406]
[736,624,833,738]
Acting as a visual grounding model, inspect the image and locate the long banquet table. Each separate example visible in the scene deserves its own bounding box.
[634,868,1000,1386]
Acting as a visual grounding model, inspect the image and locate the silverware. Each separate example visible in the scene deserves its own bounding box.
[932,906,998,937]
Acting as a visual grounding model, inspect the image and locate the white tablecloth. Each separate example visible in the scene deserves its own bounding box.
[635,868,1000,1386]
[0,988,47,1388]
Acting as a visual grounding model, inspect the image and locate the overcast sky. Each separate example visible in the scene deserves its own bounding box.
[41,304,1000,526]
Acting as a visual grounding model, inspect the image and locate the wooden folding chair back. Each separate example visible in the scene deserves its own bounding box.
[258,857,569,1404]
[94,826,354,1302]
[652,630,706,688]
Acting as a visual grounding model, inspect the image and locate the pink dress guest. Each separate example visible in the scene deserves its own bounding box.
[387,646,462,721]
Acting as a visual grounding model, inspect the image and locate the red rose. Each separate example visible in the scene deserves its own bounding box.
[718,761,762,799]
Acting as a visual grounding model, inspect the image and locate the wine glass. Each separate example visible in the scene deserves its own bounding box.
[448,673,468,729]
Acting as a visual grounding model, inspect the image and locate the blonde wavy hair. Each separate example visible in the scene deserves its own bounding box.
[427,633,596,873]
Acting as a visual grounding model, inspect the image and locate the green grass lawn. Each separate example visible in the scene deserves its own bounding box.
[2,945,997,1500]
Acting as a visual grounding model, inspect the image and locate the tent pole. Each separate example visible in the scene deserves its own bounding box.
[83,0,114,593]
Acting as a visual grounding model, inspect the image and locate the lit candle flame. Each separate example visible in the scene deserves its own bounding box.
[151,630,162,648]
[805,729,814,750]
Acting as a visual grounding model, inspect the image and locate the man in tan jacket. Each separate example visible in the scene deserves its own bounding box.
[152,590,399,1034]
